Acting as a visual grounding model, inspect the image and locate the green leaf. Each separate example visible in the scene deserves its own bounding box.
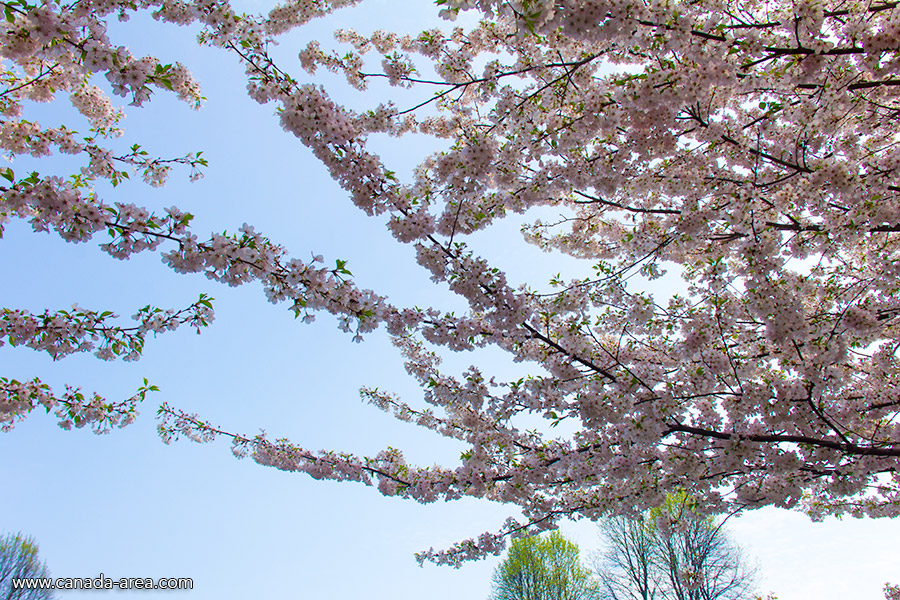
[335,259,353,276]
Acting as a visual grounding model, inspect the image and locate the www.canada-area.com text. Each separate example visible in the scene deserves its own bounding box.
[13,574,193,591]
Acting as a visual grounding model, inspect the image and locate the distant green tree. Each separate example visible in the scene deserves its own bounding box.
[491,531,599,600]
[0,533,54,600]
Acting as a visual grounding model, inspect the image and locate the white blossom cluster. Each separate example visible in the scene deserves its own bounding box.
[0,295,214,361]
[1,375,154,433]
[3,0,900,581]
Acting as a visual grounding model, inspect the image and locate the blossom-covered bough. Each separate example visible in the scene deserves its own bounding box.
[2,0,899,572]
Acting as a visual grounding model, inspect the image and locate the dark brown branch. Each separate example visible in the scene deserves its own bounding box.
[573,190,681,215]
[848,78,900,92]
[522,322,617,382]
[665,422,900,457]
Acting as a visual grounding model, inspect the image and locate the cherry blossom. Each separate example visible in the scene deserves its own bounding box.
[2,0,899,574]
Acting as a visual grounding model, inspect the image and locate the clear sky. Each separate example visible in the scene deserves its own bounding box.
[1,1,899,599]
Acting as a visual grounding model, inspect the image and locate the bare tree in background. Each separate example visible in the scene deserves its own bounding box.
[657,511,755,600]
[594,514,662,600]
[0,533,54,600]
[594,496,756,600]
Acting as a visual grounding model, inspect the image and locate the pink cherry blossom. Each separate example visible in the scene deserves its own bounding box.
[1,0,899,571]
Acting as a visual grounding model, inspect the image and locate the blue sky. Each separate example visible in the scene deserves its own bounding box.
[1,1,899,598]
